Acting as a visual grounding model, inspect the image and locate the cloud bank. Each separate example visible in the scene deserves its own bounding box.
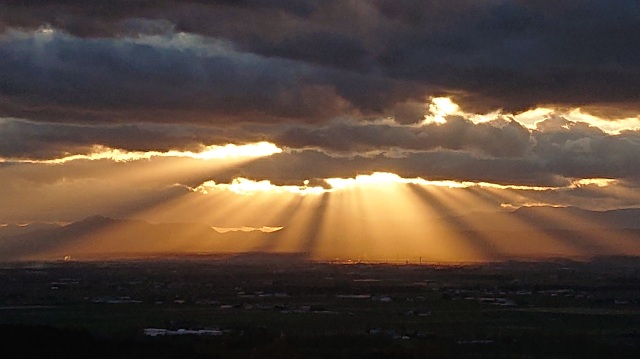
[2,0,640,119]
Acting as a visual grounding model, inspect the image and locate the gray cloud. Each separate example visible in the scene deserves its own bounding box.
[0,118,270,159]
[268,115,640,185]
[221,149,562,188]
[533,117,640,180]
[6,112,640,188]
[0,29,371,124]
[276,117,534,157]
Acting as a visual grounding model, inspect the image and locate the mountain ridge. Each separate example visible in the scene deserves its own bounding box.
[2,206,640,261]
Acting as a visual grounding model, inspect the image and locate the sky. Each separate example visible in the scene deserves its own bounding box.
[1,1,640,261]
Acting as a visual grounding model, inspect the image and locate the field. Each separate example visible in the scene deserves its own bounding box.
[1,254,639,358]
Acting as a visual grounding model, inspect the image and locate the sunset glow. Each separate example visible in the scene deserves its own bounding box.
[1,142,282,164]
[192,178,326,196]
[2,1,640,263]
[5,4,640,358]
[190,172,615,197]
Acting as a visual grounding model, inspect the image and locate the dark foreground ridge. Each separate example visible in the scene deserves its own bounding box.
[1,256,639,358]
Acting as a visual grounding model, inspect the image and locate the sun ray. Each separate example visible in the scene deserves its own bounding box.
[454,186,582,258]
[250,196,305,252]
[497,187,640,256]
[408,184,503,261]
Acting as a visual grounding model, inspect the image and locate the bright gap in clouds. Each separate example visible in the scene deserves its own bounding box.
[421,97,640,134]
[192,142,282,160]
[423,97,460,124]
[564,109,640,134]
[191,172,614,196]
[0,142,282,164]
[193,178,326,196]
[325,172,469,189]
[570,178,618,188]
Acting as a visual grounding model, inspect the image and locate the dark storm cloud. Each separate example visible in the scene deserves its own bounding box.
[2,0,639,117]
[373,0,640,113]
[0,29,373,124]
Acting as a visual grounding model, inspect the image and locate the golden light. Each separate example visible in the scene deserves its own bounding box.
[0,140,288,239]
[188,172,598,205]
[129,175,328,254]
[313,174,491,262]
[324,172,405,189]
[192,178,325,196]
[3,141,282,164]
[415,97,640,134]
[325,172,469,189]
[565,109,640,134]
[513,107,555,130]
[423,97,460,124]
[172,171,471,261]
[187,142,282,160]
[79,167,640,262]
[324,172,554,191]
[570,178,617,188]
[478,185,640,257]
[8,135,640,261]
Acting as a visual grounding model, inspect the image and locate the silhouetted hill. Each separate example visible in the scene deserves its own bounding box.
[511,206,640,229]
[0,222,62,238]
[0,216,280,261]
[1,207,640,262]
[437,206,640,231]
